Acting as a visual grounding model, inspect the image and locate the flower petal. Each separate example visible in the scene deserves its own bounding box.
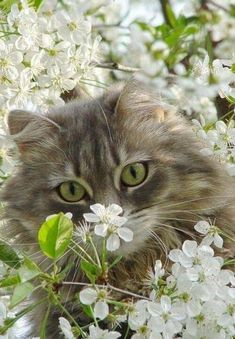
[90,203,106,217]
[94,300,109,320]
[214,234,223,248]
[79,288,97,305]
[194,221,210,235]
[182,240,197,257]
[94,223,108,237]
[106,204,123,216]
[117,227,133,242]
[106,234,120,251]
[83,213,100,223]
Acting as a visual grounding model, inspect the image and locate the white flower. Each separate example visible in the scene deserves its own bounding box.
[128,300,149,330]
[38,64,76,92]
[56,12,91,44]
[169,240,214,268]
[84,204,133,252]
[42,41,71,67]
[88,325,120,339]
[147,296,185,338]
[0,42,23,80]
[5,68,35,108]
[59,317,75,339]
[147,260,165,287]
[194,221,224,248]
[79,288,109,320]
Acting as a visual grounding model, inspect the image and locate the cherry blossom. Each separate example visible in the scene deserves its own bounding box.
[84,203,133,251]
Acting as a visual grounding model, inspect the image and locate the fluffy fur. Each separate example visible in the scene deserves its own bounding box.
[1,80,235,337]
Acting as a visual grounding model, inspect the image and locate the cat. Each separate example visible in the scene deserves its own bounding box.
[1,79,235,337]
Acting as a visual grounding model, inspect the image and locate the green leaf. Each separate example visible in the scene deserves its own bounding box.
[166,4,177,28]
[108,255,123,270]
[80,304,93,318]
[0,0,45,13]
[231,63,235,74]
[31,0,44,10]
[225,95,235,104]
[38,213,73,260]
[0,275,20,288]
[39,304,51,339]
[80,260,100,284]
[0,0,17,13]
[18,257,41,282]
[0,240,22,268]
[10,282,34,308]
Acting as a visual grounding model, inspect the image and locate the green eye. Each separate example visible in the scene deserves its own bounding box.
[121,162,147,187]
[58,181,86,202]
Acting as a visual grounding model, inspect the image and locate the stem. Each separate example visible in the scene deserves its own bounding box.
[39,303,51,339]
[159,0,173,27]
[69,241,97,266]
[101,239,107,274]
[94,62,139,73]
[221,232,235,244]
[79,80,107,90]
[207,0,228,12]
[123,324,130,339]
[62,281,151,301]
[88,305,98,327]
[223,258,235,266]
[0,298,47,335]
[93,24,129,30]
[89,237,101,268]
[82,77,108,87]
[55,296,86,338]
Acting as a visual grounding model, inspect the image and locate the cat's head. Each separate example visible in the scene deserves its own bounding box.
[2,80,227,257]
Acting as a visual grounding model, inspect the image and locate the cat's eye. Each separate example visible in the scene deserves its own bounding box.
[121,162,147,187]
[58,181,86,202]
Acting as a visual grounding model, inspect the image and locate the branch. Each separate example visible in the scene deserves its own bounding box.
[94,62,139,73]
[159,0,173,27]
[206,0,228,12]
[93,24,129,30]
[62,281,151,301]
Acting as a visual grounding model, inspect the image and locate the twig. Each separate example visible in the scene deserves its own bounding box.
[62,281,151,301]
[159,0,172,27]
[94,62,139,73]
[206,0,228,12]
[93,24,129,30]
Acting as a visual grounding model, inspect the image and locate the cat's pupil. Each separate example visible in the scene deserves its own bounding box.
[130,166,137,179]
[69,182,75,195]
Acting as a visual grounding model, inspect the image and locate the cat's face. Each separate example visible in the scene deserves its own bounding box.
[2,81,224,256]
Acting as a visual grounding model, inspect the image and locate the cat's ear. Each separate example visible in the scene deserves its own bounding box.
[7,109,61,159]
[115,79,176,123]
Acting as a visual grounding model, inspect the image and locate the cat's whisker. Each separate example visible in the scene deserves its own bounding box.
[130,194,235,217]
[64,242,91,306]
[64,256,80,306]
[147,229,169,269]
[155,222,198,241]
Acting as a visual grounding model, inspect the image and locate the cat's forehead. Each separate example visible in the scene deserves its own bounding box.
[46,99,151,179]
[47,100,119,174]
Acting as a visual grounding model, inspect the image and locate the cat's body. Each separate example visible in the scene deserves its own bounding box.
[1,81,235,337]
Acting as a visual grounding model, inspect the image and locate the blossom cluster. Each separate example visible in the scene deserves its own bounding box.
[0,0,103,115]
[97,0,235,176]
[60,217,235,339]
